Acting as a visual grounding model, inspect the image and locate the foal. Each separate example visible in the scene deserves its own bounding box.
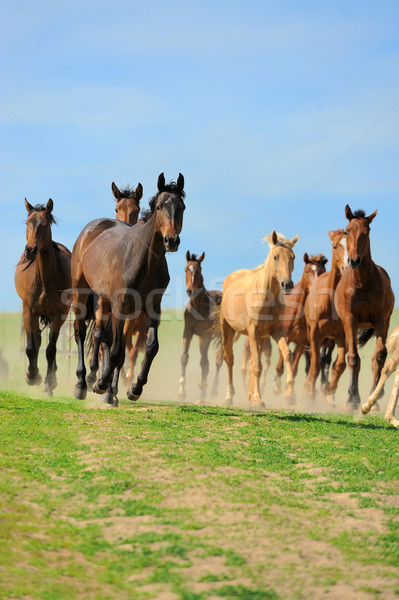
[15,199,71,396]
[178,251,223,403]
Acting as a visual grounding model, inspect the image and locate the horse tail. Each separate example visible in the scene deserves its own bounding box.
[358,328,375,348]
[85,319,96,355]
[39,315,51,329]
[211,299,222,344]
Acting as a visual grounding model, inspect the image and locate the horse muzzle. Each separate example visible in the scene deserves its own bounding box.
[281,280,294,295]
[186,289,193,297]
[25,245,37,260]
[348,256,361,269]
[164,235,180,253]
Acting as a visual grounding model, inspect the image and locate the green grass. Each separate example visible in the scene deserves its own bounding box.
[0,391,398,600]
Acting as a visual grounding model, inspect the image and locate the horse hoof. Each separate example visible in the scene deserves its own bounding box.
[178,392,186,401]
[283,392,296,406]
[101,392,114,405]
[249,401,265,411]
[345,400,359,413]
[224,399,233,408]
[195,398,206,406]
[73,386,87,400]
[44,387,53,397]
[26,373,42,386]
[93,381,108,395]
[361,403,370,415]
[127,386,141,401]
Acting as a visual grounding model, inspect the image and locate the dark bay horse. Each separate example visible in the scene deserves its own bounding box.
[72,173,185,402]
[178,251,223,403]
[335,206,394,409]
[86,181,145,398]
[273,253,328,398]
[304,230,348,404]
[14,199,71,396]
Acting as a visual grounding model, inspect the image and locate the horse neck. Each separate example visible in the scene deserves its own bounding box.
[137,212,166,276]
[327,251,344,289]
[35,239,56,286]
[256,255,281,297]
[190,277,208,312]
[351,241,375,286]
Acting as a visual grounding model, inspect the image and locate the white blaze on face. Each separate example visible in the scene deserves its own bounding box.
[311,264,318,278]
[339,237,349,270]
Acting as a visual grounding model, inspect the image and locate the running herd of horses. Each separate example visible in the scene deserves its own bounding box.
[14,173,399,427]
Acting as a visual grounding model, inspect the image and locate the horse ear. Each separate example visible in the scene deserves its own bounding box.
[366,209,377,224]
[157,173,165,192]
[186,250,190,262]
[177,173,184,192]
[272,231,278,245]
[46,198,54,214]
[25,198,33,212]
[321,256,328,266]
[345,204,354,220]
[135,183,143,202]
[303,253,309,264]
[290,233,299,246]
[112,182,121,201]
[198,252,205,262]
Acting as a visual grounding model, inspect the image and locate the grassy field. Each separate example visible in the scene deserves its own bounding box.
[0,310,398,599]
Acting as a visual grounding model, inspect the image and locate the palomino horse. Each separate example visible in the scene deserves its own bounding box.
[218,231,299,408]
[86,181,145,400]
[304,229,348,404]
[178,251,223,403]
[361,326,399,427]
[335,206,394,410]
[71,173,185,402]
[241,336,272,392]
[273,253,328,396]
[15,199,71,396]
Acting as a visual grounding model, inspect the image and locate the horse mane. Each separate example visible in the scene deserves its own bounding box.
[352,209,366,219]
[27,204,57,225]
[262,232,291,248]
[187,252,199,261]
[308,254,328,265]
[118,186,140,203]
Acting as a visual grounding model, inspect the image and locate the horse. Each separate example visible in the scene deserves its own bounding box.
[216,231,299,408]
[334,206,395,410]
[273,252,328,397]
[86,181,146,400]
[178,251,223,403]
[361,326,399,427]
[303,229,349,404]
[14,199,71,396]
[71,173,185,402]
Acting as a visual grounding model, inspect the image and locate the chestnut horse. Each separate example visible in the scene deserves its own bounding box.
[335,206,394,409]
[362,326,399,427]
[15,199,71,396]
[71,173,185,402]
[304,230,348,404]
[178,251,223,403]
[217,231,299,408]
[273,252,328,397]
[86,181,145,400]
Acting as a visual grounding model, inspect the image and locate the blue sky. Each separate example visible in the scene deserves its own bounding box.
[1,0,398,312]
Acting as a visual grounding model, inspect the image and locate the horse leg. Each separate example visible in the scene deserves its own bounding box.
[126,330,144,386]
[211,343,223,397]
[383,370,399,428]
[273,349,284,396]
[342,317,361,409]
[197,335,211,405]
[241,337,250,387]
[362,346,399,416]
[320,340,334,389]
[87,301,109,389]
[304,325,321,402]
[127,318,160,401]
[247,326,264,409]
[179,327,193,400]
[43,316,62,396]
[323,336,346,407]
[94,313,125,394]
[222,319,235,407]
[23,306,42,386]
[274,329,295,404]
[369,319,389,401]
[260,337,272,393]
[304,349,310,376]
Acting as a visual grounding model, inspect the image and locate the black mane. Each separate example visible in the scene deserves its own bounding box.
[187,253,199,261]
[119,186,140,202]
[353,209,366,219]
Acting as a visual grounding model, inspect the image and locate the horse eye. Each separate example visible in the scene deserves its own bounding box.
[156,205,161,211]
[274,255,278,261]
[115,209,118,213]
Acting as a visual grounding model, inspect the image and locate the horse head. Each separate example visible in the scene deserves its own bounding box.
[153,173,186,252]
[24,198,55,261]
[185,251,205,297]
[344,205,377,269]
[269,231,299,294]
[112,182,142,225]
[328,228,349,274]
[301,253,328,290]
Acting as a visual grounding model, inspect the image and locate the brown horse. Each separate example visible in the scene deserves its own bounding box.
[273,253,328,396]
[217,231,299,408]
[334,206,395,409]
[86,181,145,398]
[304,230,348,404]
[362,326,399,427]
[71,173,185,402]
[14,199,71,396]
[178,251,223,403]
